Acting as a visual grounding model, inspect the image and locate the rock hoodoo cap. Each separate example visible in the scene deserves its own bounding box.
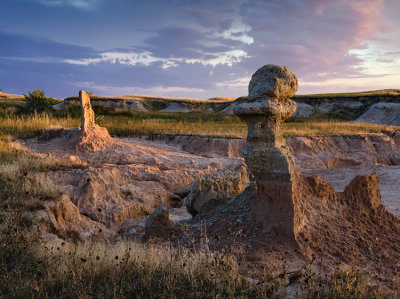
[248,64,298,101]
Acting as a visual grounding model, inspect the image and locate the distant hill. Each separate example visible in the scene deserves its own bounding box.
[294,89,400,99]
[0,91,25,101]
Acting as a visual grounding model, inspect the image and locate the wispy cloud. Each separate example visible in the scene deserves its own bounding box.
[215,76,250,89]
[71,81,206,97]
[212,19,254,45]
[64,49,249,68]
[37,0,103,10]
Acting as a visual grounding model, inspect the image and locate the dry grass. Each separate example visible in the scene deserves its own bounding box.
[101,115,247,138]
[294,89,400,98]
[0,113,398,141]
[0,113,78,139]
[66,94,237,104]
[104,116,400,138]
[283,121,400,137]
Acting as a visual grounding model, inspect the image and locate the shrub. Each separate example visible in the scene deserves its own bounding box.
[24,88,58,114]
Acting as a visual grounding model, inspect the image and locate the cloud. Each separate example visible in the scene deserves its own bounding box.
[36,0,103,10]
[70,81,206,96]
[212,18,254,45]
[215,76,250,89]
[64,49,249,68]
[233,0,387,85]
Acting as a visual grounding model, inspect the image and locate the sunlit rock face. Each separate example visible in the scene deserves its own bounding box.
[234,64,300,240]
[80,90,95,130]
[75,90,115,152]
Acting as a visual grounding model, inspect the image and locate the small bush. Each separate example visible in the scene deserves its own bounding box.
[24,88,58,114]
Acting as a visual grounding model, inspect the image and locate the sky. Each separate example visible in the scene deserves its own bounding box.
[1,0,399,99]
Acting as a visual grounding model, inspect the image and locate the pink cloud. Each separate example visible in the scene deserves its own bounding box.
[238,0,393,88]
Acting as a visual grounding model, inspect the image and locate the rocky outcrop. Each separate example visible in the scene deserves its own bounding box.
[73,90,116,152]
[134,133,400,168]
[160,102,190,113]
[342,174,381,211]
[232,64,398,245]
[145,204,171,230]
[186,166,247,216]
[43,90,119,152]
[59,168,177,228]
[80,90,95,129]
[34,194,114,242]
[292,103,314,118]
[128,100,147,112]
[234,64,300,240]
[356,103,400,125]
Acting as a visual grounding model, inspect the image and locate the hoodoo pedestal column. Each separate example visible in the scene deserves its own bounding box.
[234,64,300,240]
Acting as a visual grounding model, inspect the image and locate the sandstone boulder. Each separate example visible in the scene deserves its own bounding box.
[292,103,314,118]
[59,168,176,228]
[343,173,381,211]
[145,204,171,230]
[35,194,114,242]
[186,166,247,216]
[235,64,302,241]
[248,64,298,101]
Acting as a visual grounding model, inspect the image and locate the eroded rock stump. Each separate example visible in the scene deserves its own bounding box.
[234,65,301,241]
[80,90,95,130]
[74,90,115,151]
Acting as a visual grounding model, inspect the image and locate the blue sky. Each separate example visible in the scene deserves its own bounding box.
[1,0,399,99]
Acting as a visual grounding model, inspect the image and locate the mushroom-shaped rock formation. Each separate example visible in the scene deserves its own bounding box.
[234,64,300,241]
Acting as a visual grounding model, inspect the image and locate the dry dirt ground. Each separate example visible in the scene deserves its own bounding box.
[19,131,400,291]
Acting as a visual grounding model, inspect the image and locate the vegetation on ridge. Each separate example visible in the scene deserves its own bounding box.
[294,89,400,98]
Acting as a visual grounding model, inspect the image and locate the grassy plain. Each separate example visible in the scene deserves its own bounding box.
[0,111,398,140]
[294,88,400,98]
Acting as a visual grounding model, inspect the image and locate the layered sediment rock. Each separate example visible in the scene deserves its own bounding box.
[234,65,301,240]
[233,65,390,244]
[145,204,171,230]
[74,90,116,152]
[186,166,247,216]
[80,90,95,129]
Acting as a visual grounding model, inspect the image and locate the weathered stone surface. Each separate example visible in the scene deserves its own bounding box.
[293,103,314,118]
[161,102,190,113]
[128,100,148,112]
[80,90,95,130]
[233,64,390,245]
[248,64,298,101]
[59,168,176,228]
[34,194,114,242]
[356,102,400,126]
[145,204,171,229]
[234,64,300,241]
[343,174,381,211]
[186,166,247,216]
[72,90,116,152]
